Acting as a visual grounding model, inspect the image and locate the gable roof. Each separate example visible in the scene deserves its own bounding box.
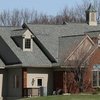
[23,23,57,63]
[26,23,100,62]
[62,35,96,67]
[0,22,100,68]
[0,26,21,67]
[0,26,52,67]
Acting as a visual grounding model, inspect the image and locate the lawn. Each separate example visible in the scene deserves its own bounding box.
[19,95,100,100]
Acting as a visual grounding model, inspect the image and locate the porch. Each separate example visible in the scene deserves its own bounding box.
[23,87,44,97]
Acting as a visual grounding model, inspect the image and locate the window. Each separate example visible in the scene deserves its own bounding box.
[23,38,33,51]
[25,39,31,49]
[37,79,42,86]
[13,75,19,88]
[93,71,97,86]
[93,71,100,87]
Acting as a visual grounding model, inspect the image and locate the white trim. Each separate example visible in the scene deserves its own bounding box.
[83,46,98,65]
[22,29,34,51]
[64,34,94,63]
[86,34,95,45]
[92,69,100,87]
[23,38,33,51]
[6,64,22,68]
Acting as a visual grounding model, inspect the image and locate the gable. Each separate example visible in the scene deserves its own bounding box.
[63,35,95,67]
[58,35,85,64]
[67,37,93,60]
[23,29,34,38]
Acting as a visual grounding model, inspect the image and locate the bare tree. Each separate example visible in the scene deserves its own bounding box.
[64,37,96,93]
[38,13,49,24]
[21,9,30,23]
[0,10,11,26]
[11,9,23,26]
[0,0,100,26]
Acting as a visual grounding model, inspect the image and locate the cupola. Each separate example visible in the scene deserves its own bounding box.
[86,4,97,26]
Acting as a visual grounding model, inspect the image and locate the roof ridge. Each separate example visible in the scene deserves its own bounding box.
[0,26,20,28]
[13,28,26,31]
[27,23,87,25]
[60,34,85,38]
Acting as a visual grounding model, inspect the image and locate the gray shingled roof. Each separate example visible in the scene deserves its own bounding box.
[0,26,51,67]
[87,31,100,37]
[0,59,5,68]
[0,22,100,68]
[11,29,27,37]
[27,23,100,62]
[0,36,21,65]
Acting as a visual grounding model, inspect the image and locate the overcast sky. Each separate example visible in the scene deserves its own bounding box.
[0,0,82,15]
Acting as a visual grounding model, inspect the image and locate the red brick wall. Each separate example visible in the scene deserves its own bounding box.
[81,48,100,93]
[54,48,100,93]
[53,71,63,91]
[54,71,79,93]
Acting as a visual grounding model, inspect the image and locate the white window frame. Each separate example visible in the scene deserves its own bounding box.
[25,38,31,49]
[92,70,100,87]
[23,38,33,51]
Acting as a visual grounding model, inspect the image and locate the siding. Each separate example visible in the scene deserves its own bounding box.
[7,68,22,97]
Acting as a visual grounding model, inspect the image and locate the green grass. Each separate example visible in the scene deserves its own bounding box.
[19,95,100,100]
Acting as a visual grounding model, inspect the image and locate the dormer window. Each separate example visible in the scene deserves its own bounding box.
[11,29,33,51]
[22,29,34,51]
[23,37,33,51]
[25,39,31,49]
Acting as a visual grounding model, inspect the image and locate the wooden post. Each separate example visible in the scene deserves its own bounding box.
[22,68,27,97]
[63,71,67,93]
